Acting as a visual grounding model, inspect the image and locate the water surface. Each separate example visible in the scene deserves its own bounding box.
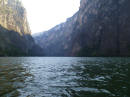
[0,57,129,97]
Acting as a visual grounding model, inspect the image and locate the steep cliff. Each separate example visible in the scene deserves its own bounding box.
[0,0,31,34]
[34,0,130,56]
[0,0,43,56]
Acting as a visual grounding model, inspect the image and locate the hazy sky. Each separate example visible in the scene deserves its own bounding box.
[22,0,80,34]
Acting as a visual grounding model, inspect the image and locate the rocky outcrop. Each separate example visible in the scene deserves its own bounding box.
[0,0,44,56]
[0,0,30,35]
[34,0,130,56]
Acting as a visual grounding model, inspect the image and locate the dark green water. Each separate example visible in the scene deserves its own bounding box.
[0,57,129,97]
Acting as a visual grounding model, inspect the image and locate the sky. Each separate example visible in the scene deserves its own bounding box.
[21,0,80,34]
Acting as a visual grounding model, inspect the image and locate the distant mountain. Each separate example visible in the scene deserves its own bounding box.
[34,0,130,56]
[0,0,44,56]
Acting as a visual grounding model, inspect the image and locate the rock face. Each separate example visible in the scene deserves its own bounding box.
[0,0,43,56]
[34,0,130,56]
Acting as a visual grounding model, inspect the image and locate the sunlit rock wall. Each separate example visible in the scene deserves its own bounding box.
[0,0,44,56]
[0,0,31,35]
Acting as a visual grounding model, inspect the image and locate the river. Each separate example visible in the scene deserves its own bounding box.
[0,57,129,97]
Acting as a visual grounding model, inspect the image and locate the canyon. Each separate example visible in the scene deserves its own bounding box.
[0,0,130,56]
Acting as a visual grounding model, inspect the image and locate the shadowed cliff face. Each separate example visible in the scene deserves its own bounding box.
[34,0,130,56]
[0,0,44,56]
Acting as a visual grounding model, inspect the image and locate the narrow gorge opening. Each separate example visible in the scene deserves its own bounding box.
[22,0,80,34]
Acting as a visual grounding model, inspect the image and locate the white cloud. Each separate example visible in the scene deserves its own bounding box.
[22,0,80,34]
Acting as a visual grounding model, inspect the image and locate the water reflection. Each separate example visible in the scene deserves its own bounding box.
[0,57,129,97]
